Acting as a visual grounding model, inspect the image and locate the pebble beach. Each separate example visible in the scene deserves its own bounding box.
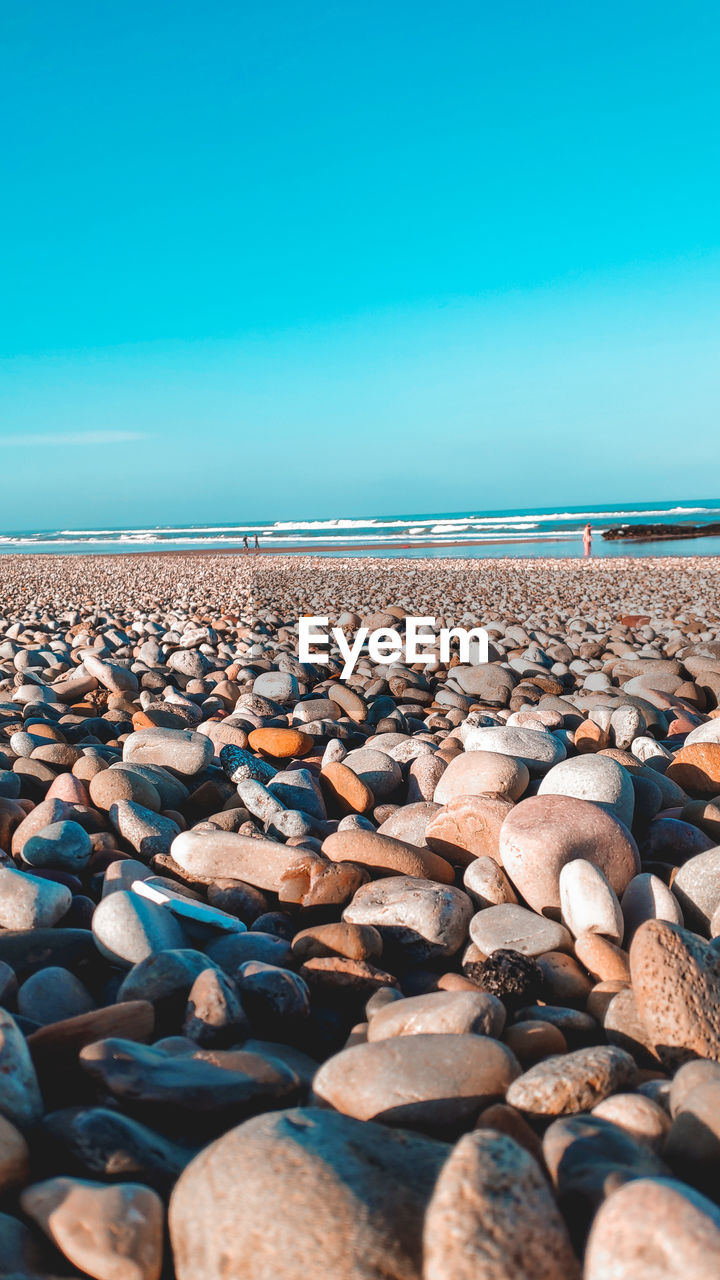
[2,550,720,1278]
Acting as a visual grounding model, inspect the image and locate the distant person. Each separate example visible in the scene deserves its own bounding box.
[583,523,592,557]
[254,533,259,550]
[242,535,249,551]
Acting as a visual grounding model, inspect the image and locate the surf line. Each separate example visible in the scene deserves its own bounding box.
[298,615,489,680]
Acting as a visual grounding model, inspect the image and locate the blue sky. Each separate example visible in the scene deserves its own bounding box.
[2,1,719,529]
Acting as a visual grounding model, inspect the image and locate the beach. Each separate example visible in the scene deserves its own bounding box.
[1,549,720,1276]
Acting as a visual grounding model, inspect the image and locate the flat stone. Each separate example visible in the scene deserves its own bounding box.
[470,904,572,957]
[343,876,473,959]
[342,748,402,800]
[507,1045,637,1116]
[291,922,383,963]
[18,967,95,1026]
[423,1129,579,1280]
[499,794,640,916]
[463,857,518,909]
[79,1037,301,1136]
[377,801,440,847]
[170,830,303,892]
[313,1033,520,1128]
[169,1107,448,1280]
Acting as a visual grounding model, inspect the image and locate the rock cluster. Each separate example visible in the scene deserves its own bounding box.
[0,550,719,1277]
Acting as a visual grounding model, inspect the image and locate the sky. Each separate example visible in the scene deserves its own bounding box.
[2,0,720,530]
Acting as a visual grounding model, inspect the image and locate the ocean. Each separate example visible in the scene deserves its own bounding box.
[2,500,720,557]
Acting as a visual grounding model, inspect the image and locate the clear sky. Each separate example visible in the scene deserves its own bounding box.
[2,1,719,529]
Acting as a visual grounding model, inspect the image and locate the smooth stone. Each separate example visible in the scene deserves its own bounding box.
[109,800,180,860]
[463,726,566,776]
[463,856,518,909]
[205,931,293,974]
[538,753,634,827]
[89,766,161,813]
[252,671,299,703]
[313,1033,520,1128]
[499,794,640,917]
[169,1106,448,1280]
[0,927,96,981]
[319,761,374,814]
[367,990,506,1041]
[117,949,224,1015]
[640,817,716,866]
[92,890,186,968]
[343,876,474,959]
[291,922,383,963]
[425,794,514,865]
[0,1009,43,1127]
[506,1045,637,1116]
[591,1092,671,1150]
[423,1129,579,1280]
[21,819,92,871]
[0,1113,30,1193]
[170,830,303,892]
[248,727,312,758]
[322,829,454,884]
[630,919,720,1065]
[665,1079,720,1194]
[342,748,403,800]
[0,864,72,929]
[18,967,95,1026]
[130,878,246,934]
[377,801,440,848]
[666,743,720,797]
[123,728,213,776]
[183,968,249,1047]
[432,751,529,804]
[620,873,684,942]
[559,859,624,943]
[21,1176,164,1280]
[672,847,720,934]
[685,720,720,747]
[584,1177,720,1280]
[470,904,572,957]
[267,768,326,820]
[452,663,517,702]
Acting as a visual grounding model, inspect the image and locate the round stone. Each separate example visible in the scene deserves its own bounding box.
[432,751,529,804]
[248,727,313,758]
[21,1177,164,1280]
[343,876,473,960]
[584,1177,720,1280]
[559,859,624,943]
[425,795,515,865]
[342,749,402,801]
[470,905,572,958]
[499,795,640,917]
[538,754,634,827]
[21,820,92,871]
[463,726,566,776]
[92,890,187,968]
[506,1045,637,1116]
[0,864,72,930]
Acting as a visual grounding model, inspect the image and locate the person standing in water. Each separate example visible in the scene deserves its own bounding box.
[583,523,592,557]
[242,535,249,551]
[254,533,259,550]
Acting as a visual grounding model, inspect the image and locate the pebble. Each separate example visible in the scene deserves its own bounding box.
[630,919,720,1064]
[20,818,92,870]
[423,1129,580,1280]
[672,847,720,935]
[313,1032,520,1127]
[432,749,529,803]
[506,1045,637,1116]
[425,794,514,864]
[169,1107,448,1280]
[584,1177,720,1279]
[463,725,566,775]
[469,903,572,957]
[21,1176,164,1280]
[0,863,72,929]
[0,1009,44,1127]
[559,858,624,942]
[92,890,187,967]
[123,727,213,776]
[538,753,635,826]
[499,794,640,916]
[366,990,506,1041]
[343,875,474,959]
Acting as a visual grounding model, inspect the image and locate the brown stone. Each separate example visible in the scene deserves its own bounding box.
[666,743,720,797]
[322,829,454,884]
[248,727,313,759]
[319,761,374,814]
[630,919,720,1065]
[425,794,514,866]
[574,932,631,983]
[21,1176,164,1280]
